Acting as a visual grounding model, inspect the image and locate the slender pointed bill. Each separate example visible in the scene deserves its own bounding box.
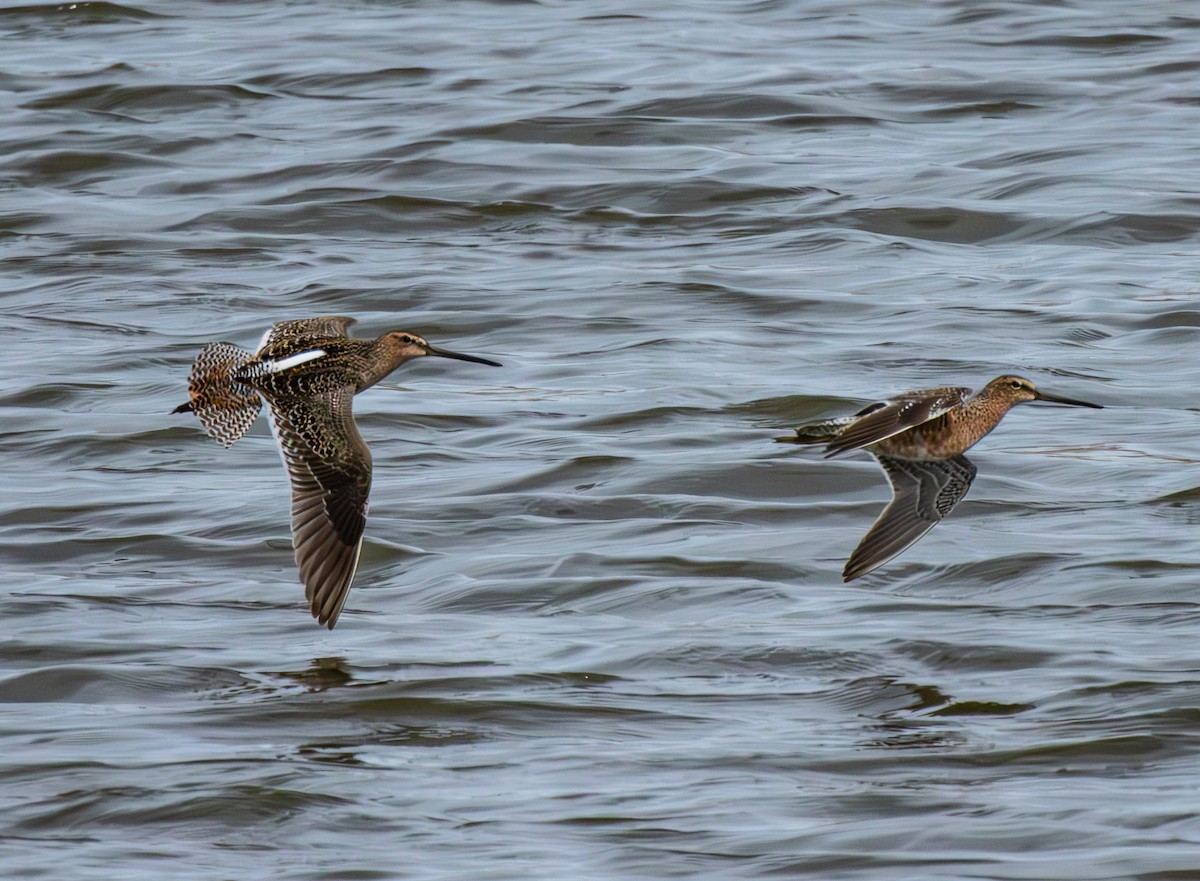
[425,344,502,367]
[1033,390,1102,409]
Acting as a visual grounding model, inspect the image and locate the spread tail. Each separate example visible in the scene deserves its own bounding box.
[174,342,262,447]
[775,416,856,445]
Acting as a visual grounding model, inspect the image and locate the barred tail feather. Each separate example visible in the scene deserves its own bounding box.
[180,342,262,447]
[775,415,857,445]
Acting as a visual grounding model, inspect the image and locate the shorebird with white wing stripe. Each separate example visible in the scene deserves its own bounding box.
[174,316,500,628]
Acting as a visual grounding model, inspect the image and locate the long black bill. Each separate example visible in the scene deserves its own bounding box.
[426,344,502,367]
[1034,390,1102,409]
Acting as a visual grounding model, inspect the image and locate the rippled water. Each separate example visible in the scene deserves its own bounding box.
[4,1,1200,878]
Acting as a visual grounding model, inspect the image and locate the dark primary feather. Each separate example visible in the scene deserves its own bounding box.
[824,386,972,458]
[841,453,977,582]
[267,386,371,629]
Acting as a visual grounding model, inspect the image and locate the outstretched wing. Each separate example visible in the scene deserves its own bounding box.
[266,385,371,628]
[257,317,356,355]
[824,386,972,457]
[841,453,977,582]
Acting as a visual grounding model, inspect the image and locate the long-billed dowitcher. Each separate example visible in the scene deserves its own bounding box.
[778,375,1102,581]
[173,316,500,629]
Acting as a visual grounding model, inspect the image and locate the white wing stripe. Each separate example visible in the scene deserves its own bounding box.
[264,349,327,372]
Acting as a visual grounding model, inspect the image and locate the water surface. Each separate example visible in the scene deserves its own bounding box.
[3,2,1200,879]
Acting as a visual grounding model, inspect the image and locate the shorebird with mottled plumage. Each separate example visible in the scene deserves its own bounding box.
[778,375,1101,581]
[174,316,500,629]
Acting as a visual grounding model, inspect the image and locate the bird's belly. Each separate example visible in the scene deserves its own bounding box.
[870,431,958,460]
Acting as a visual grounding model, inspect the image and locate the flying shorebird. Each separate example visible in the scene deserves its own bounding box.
[778,375,1102,581]
[173,316,500,629]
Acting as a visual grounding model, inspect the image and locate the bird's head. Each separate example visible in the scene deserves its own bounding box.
[382,331,502,368]
[984,375,1101,409]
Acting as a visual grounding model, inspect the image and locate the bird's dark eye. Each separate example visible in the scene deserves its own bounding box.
[399,335,413,344]
[1009,380,1023,390]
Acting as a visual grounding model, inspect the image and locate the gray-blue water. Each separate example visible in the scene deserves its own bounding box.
[3,2,1200,878]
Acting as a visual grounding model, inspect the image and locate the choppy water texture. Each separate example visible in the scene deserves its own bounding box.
[3,1,1200,878]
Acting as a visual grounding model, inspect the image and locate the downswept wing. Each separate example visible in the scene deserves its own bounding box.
[841,453,977,582]
[267,385,371,628]
[824,386,972,457]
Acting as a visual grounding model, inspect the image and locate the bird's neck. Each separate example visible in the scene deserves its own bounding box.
[356,339,408,392]
[942,396,1012,453]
